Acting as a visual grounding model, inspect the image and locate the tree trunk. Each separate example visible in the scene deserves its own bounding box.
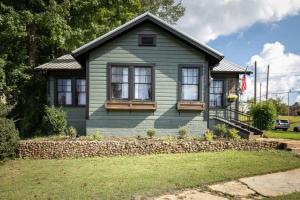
[27,24,37,66]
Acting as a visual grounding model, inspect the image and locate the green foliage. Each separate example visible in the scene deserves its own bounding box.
[214,124,227,138]
[147,128,156,138]
[80,132,102,141]
[178,126,188,139]
[227,128,241,140]
[0,1,185,138]
[0,117,19,160]
[66,126,77,138]
[269,98,289,115]
[42,106,67,135]
[204,130,213,141]
[250,101,277,130]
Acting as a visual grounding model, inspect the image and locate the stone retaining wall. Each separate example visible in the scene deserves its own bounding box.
[18,139,280,159]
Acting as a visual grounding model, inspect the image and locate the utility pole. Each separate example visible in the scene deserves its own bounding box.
[259,82,262,101]
[266,65,270,101]
[254,61,257,104]
[288,89,291,116]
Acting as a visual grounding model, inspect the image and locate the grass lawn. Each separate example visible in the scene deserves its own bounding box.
[264,192,300,200]
[0,151,300,200]
[265,130,300,140]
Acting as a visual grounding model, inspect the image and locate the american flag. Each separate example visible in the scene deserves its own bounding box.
[241,73,247,93]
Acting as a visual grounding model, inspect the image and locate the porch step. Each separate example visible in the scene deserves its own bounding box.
[213,117,255,139]
[230,119,264,135]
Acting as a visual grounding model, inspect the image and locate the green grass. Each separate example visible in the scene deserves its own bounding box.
[1,151,300,200]
[265,130,300,140]
[264,192,300,200]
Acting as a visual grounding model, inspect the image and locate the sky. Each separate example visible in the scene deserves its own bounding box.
[175,0,300,105]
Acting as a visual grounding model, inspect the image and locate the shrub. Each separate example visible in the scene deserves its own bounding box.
[80,132,102,141]
[147,128,156,138]
[178,127,188,139]
[42,106,67,135]
[0,118,19,160]
[204,129,213,141]
[214,124,227,138]
[227,128,241,140]
[66,126,77,138]
[250,101,277,130]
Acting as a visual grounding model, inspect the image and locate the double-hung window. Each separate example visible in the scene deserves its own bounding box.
[108,64,154,101]
[111,66,129,100]
[57,79,72,106]
[134,67,152,100]
[76,79,86,105]
[179,66,201,101]
[56,78,86,106]
[209,80,224,107]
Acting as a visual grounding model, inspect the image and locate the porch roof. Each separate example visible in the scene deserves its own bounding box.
[35,54,82,71]
[212,59,252,74]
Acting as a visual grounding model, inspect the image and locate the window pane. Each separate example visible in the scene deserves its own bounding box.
[209,80,224,107]
[111,67,129,99]
[58,92,72,105]
[182,68,198,84]
[57,79,72,105]
[182,85,198,100]
[112,83,129,99]
[135,84,151,100]
[134,67,152,100]
[78,93,86,105]
[76,79,86,105]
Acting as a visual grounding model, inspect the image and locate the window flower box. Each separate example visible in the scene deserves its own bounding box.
[105,101,157,111]
[177,101,205,111]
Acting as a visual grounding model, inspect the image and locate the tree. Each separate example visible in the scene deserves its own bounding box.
[250,101,277,130]
[268,98,289,115]
[0,0,185,137]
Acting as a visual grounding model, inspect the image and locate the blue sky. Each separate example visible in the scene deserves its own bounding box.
[208,15,300,67]
[176,0,300,105]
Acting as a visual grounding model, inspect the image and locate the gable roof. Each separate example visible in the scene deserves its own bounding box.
[35,54,82,70]
[71,12,224,62]
[212,59,252,74]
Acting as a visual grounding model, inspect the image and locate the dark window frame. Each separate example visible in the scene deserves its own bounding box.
[138,34,157,47]
[54,77,86,107]
[107,63,155,102]
[209,79,225,108]
[178,64,202,101]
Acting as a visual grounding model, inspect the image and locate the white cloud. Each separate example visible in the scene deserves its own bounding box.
[296,95,300,102]
[177,0,300,43]
[242,42,300,103]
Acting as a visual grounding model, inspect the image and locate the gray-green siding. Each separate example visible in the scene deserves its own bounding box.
[48,76,86,134]
[87,23,208,136]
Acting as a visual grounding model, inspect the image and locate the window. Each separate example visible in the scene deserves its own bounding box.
[180,67,200,101]
[209,80,224,107]
[76,79,86,105]
[111,66,129,99]
[108,64,154,101]
[57,79,72,106]
[138,34,156,46]
[56,78,86,106]
[134,67,152,100]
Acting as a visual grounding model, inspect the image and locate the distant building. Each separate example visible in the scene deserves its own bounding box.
[289,102,300,116]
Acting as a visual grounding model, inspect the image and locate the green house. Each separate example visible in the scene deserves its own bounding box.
[36,12,257,137]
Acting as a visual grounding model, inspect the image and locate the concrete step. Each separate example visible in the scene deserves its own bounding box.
[290,148,300,154]
[286,143,300,149]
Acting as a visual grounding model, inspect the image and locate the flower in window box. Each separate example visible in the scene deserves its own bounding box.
[227,94,238,102]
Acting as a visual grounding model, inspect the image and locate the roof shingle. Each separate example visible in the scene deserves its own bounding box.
[212,59,251,74]
[35,54,82,70]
